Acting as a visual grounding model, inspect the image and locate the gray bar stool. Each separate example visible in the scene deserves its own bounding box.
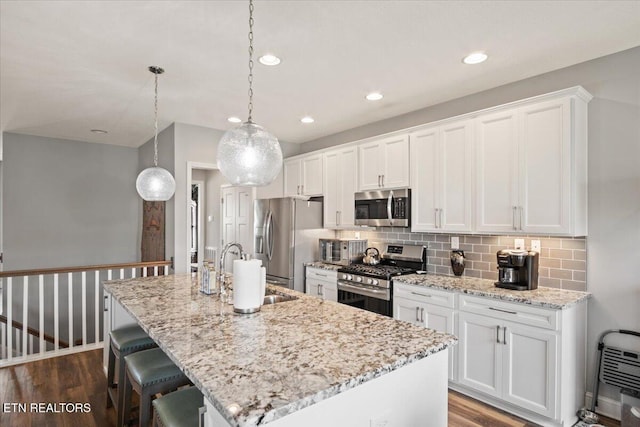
[121,347,191,427]
[107,325,157,426]
[152,387,203,427]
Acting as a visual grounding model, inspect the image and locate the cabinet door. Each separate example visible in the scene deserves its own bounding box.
[305,279,320,298]
[502,322,557,418]
[337,147,356,227]
[302,155,323,196]
[423,303,457,381]
[358,141,382,190]
[393,296,427,327]
[440,121,473,232]
[283,159,302,196]
[410,128,439,232]
[475,110,519,233]
[519,99,571,234]
[322,282,338,302]
[458,312,502,398]
[381,134,410,189]
[323,151,339,228]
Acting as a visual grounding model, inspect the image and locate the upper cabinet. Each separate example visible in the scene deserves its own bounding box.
[284,154,323,197]
[323,146,357,228]
[476,92,589,236]
[358,134,410,191]
[410,120,473,232]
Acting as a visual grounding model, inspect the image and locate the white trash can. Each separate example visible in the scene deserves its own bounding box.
[621,388,640,427]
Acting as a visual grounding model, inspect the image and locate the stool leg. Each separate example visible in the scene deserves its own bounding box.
[121,369,133,427]
[106,343,116,408]
[117,353,128,426]
[139,388,152,427]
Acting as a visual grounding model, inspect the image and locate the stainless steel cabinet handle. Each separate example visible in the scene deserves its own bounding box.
[410,291,432,298]
[519,206,523,231]
[315,272,327,277]
[381,174,385,187]
[496,325,501,344]
[301,184,304,194]
[420,307,425,323]
[338,211,341,225]
[415,307,420,322]
[489,307,518,315]
[318,284,323,297]
[434,209,439,228]
[104,295,109,312]
[336,211,339,225]
[503,326,507,345]
[512,206,518,230]
[439,209,443,229]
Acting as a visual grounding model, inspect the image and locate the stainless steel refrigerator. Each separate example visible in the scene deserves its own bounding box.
[254,198,333,292]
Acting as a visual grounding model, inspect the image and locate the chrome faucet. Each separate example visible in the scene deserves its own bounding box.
[217,242,245,300]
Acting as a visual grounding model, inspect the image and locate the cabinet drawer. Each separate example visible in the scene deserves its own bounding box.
[306,267,338,282]
[394,283,456,308]
[459,294,558,330]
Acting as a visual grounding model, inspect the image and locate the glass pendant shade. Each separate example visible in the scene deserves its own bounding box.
[136,166,176,201]
[217,121,283,186]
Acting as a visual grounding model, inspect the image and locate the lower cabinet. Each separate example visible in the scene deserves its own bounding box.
[305,267,338,302]
[457,311,557,419]
[394,284,456,381]
[393,282,586,426]
[102,291,137,374]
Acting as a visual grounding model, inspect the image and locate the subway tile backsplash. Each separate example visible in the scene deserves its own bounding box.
[338,229,587,292]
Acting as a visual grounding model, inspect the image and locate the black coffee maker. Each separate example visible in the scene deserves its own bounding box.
[495,249,539,291]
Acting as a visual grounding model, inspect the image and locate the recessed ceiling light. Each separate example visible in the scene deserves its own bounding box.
[301,116,315,124]
[366,92,383,101]
[91,129,108,134]
[258,54,281,66]
[227,116,242,123]
[463,52,488,65]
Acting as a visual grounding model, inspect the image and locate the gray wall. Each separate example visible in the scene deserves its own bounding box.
[303,46,640,408]
[3,133,140,269]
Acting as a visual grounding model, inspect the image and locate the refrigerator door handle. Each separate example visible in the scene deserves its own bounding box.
[265,210,274,261]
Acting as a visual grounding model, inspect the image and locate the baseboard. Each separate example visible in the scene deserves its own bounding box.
[584,392,621,421]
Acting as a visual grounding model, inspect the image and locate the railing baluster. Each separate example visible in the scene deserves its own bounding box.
[154,266,159,276]
[143,267,148,278]
[107,269,112,280]
[54,274,59,351]
[15,329,20,357]
[68,272,73,349]
[119,268,124,279]
[131,267,136,279]
[82,272,87,347]
[1,321,6,359]
[39,275,44,354]
[22,276,28,356]
[29,335,33,355]
[7,279,12,361]
[95,270,100,345]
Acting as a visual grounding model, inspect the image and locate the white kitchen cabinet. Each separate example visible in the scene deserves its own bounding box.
[457,296,558,420]
[305,267,337,302]
[284,154,323,197]
[394,284,456,381]
[410,120,473,232]
[475,90,590,236]
[102,290,137,374]
[358,134,410,191]
[323,146,356,228]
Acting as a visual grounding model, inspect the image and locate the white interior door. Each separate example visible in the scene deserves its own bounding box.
[220,186,254,271]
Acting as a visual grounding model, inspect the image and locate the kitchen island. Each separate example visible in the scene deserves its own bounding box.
[104,274,456,427]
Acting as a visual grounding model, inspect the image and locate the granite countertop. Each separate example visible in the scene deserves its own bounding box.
[104,274,456,427]
[303,261,343,272]
[394,274,590,309]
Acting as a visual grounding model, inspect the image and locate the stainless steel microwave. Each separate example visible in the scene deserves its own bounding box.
[354,189,410,227]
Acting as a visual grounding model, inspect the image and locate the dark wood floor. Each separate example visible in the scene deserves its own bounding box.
[0,350,621,427]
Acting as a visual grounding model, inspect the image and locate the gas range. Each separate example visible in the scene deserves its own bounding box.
[336,243,426,317]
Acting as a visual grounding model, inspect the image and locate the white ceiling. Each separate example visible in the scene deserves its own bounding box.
[1,1,639,148]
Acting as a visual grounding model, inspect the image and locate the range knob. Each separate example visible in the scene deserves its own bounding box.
[341,273,348,280]
[371,279,379,286]
[346,274,353,281]
[355,276,363,282]
[366,278,373,285]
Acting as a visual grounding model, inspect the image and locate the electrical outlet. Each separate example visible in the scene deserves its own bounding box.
[355,231,361,239]
[451,236,460,249]
[514,238,525,250]
[370,415,389,427]
[531,240,541,252]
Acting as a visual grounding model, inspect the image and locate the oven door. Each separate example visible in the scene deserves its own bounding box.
[337,281,392,317]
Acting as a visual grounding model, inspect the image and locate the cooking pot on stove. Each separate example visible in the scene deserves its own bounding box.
[363,247,380,265]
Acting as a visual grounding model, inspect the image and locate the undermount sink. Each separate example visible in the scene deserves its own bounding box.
[263,292,297,305]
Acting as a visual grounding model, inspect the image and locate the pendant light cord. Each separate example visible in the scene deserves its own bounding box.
[153,69,159,167]
[247,0,254,123]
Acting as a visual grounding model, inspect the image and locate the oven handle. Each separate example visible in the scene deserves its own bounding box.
[387,190,394,226]
[338,281,390,300]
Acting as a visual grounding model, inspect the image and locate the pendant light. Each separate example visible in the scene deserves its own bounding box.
[217,0,283,186]
[136,66,176,201]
